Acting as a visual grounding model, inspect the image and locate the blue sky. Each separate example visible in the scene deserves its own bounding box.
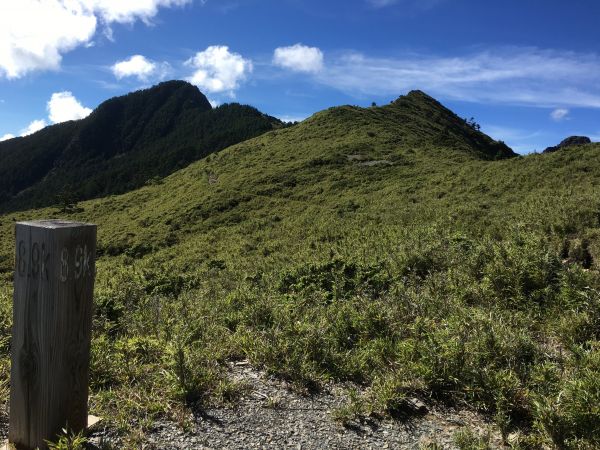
[1,0,599,153]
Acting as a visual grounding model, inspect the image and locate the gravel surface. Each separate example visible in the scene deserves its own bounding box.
[87,361,504,449]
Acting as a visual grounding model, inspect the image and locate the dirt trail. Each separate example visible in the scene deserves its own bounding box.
[88,361,504,449]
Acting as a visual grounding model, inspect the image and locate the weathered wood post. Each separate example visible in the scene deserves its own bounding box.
[8,220,96,450]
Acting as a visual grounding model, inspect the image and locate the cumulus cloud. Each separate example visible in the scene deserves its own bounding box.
[186,46,252,95]
[90,0,191,24]
[47,91,92,123]
[0,0,191,79]
[550,108,570,121]
[273,44,324,73]
[0,1,96,78]
[111,54,169,81]
[20,119,47,136]
[312,48,600,109]
[1,91,91,140]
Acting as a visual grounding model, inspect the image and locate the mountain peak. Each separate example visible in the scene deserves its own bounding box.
[0,80,280,212]
[92,80,212,118]
[144,80,211,108]
[543,136,592,154]
[387,90,516,160]
[405,89,434,99]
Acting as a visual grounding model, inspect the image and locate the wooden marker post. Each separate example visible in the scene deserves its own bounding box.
[8,220,96,450]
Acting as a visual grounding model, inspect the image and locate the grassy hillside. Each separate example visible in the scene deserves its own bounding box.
[0,81,282,213]
[1,92,599,448]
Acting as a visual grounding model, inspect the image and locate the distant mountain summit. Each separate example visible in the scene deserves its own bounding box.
[392,90,516,160]
[306,89,515,161]
[543,136,592,153]
[0,80,282,212]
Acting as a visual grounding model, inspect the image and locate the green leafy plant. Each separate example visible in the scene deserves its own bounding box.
[46,429,88,450]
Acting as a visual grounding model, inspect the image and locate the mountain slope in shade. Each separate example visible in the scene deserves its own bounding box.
[0,80,282,212]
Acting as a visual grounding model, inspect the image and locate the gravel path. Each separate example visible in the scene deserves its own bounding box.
[88,361,504,449]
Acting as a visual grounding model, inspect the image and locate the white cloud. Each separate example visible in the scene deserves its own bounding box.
[186,46,252,95]
[273,44,324,74]
[20,119,47,137]
[1,91,91,140]
[0,0,191,79]
[481,124,546,154]
[0,133,15,142]
[90,0,191,24]
[550,108,570,121]
[482,125,542,142]
[112,54,163,81]
[312,48,600,109]
[47,91,92,123]
[277,114,308,123]
[0,1,96,78]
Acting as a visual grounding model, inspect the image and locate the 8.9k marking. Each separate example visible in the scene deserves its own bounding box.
[17,241,92,282]
[60,245,92,282]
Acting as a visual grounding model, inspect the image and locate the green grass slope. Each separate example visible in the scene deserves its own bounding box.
[1,94,599,448]
[0,80,282,213]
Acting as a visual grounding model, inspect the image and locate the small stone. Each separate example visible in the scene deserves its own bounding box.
[409,398,428,414]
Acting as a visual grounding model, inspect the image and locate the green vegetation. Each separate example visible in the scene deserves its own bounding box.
[453,428,495,450]
[46,430,88,450]
[0,89,599,448]
[0,80,282,213]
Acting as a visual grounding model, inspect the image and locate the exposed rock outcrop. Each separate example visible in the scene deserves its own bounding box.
[543,136,592,153]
